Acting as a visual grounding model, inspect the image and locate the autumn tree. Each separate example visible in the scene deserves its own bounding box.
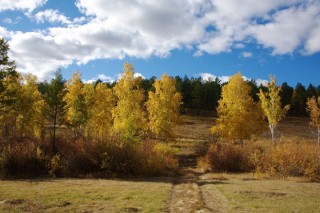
[40,70,67,152]
[0,38,18,114]
[306,96,320,145]
[19,74,46,138]
[112,63,146,141]
[64,72,88,136]
[0,74,45,139]
[85,82,114,141]
[0,74,21,138]
[258,76,290,144]
[146,74,182,139]
[212,72,265,142]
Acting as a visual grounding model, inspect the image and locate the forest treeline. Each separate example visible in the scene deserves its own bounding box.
[71,70,320,117]
[146,76,318,116]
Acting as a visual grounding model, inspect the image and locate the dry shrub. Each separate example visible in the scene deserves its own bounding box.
[198,143,256,172]
[252,143,320,181]
[97,140,178,175]
[52,138,178,176]
[0,136,178,177]
[133,141,178,175]
[49,154,67,177]
[0,140,47,177]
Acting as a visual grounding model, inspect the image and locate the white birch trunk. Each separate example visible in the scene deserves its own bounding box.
[269,124,275,145]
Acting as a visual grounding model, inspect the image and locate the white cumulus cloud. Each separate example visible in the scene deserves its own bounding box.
[2,0,320,80]
[241,51,253,58]
[34,9,71,25]
[0,0,47,12]
[199,72,268,85]
[84,73,115,84]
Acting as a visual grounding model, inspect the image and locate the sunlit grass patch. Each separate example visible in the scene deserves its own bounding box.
[0,178,172,212]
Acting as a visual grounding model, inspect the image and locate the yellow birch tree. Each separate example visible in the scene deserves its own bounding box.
[258,76,290,144]
[212,72,265,142]
[85,82,114,141]
[112,63,146,141]
[17,74,46,139]
[146,74,182,139]
[306,96,320,145]
[64,72,88,136]
[0,74,45,139]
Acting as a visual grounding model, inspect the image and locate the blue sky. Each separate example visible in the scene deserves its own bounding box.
[0,0,319,86]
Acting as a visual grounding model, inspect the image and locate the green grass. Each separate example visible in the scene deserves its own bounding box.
[201,173,320,213]
[0,178,172,212]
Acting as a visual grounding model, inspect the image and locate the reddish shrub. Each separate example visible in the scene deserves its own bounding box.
[198,143,256,172]
[252,143,320,181]
[1,140,48,177]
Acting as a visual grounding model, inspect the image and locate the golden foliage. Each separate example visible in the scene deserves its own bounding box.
[258,76,290,143]
[112,63,146,140]
[146,74,182,139]
[85,83,114,140]
[306,96,320,129]
[212,72,265,141]
[64,72,88,131]
[306,96,320,144]
[0,74,45,139]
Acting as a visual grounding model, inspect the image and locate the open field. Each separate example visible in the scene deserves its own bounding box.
[1,173,319,212]
[0,178,172,212]
[200,173,320,213]
[176,115,317,142]
[1,115,319,212]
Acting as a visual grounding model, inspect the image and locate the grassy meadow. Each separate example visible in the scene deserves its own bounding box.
[0,178,172,212]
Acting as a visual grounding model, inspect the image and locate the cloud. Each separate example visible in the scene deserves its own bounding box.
[234,43,245,49]
[3,18,13,24]
[0,26,10,38]
[199,72,267,85]
[246,1,320,55]
[117,72,145,80]
[84,73,115,83]
[241,51,253,58]
[134,72,145,79]
[199,73,230,83]
[2,0,320,80]
[34,9,71,25]
[256,78,268,86]
[304,19,320,54]
[0,0,47,12]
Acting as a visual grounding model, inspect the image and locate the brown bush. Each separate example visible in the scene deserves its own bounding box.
[0,134,178,178]
[0,140,48,178]
[133,141,178,175]
[252,143,320,181]
[198,143,256,172]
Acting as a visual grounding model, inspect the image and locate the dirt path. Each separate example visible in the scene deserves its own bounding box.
[168,142,230,213]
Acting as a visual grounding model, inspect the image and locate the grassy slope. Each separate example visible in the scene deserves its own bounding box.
[0,178,172,212]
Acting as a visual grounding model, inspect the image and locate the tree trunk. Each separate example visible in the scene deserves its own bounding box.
[269,124,275,145]
[318,128,320,145]
[53,111,57,154]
